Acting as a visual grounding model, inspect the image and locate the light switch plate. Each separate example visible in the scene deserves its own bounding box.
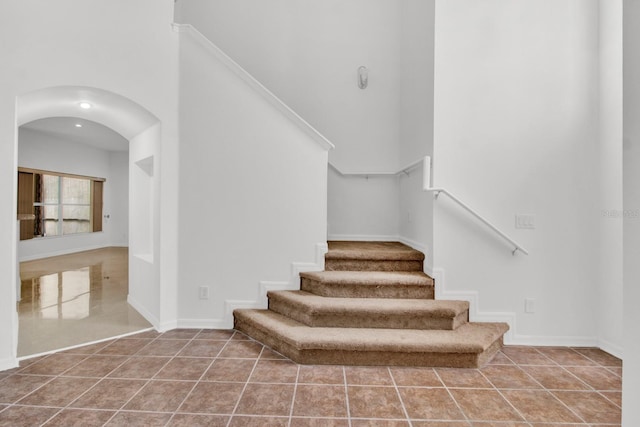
[516,214,536,229]
[525,298,536,313]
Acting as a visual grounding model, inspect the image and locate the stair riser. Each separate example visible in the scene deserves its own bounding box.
[235,315,501,369]
[269,298,467,330]
[325,259,424,272]
[301,277,434,299]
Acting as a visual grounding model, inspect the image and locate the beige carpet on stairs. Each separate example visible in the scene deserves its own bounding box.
[234,241,509,368]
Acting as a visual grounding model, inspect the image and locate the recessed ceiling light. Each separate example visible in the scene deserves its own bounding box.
[75,123,82,128]
[79,102,92,109]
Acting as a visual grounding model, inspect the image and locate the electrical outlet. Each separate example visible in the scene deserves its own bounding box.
[525,298,536,313]
[516,214,536,229]
[199,286,210,300]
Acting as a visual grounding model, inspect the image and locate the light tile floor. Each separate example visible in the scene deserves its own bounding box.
[0,329,622,426]
[18,247,151,357]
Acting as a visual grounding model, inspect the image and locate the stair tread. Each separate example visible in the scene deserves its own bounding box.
[235,309,508,354]
[300,270,433,285]
[268,290,468,317]
[326,241,425,261]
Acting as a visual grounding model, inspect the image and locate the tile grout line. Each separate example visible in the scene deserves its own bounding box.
[477,365,530,425]
[11,350,97,426]
[342,366,352,427]
[492,348,604,425]
[506,347,615,423]
[164,330,232,427]
[97,330,198,427]
[286,363,301,427]
[0,339,623,426]
[432,368,471,426]
[224,341,264,427]
[387,367,413,427]
[547,357,623,422]
[557,359,624,409]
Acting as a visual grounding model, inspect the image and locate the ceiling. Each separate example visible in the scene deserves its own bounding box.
[20,117,129,152]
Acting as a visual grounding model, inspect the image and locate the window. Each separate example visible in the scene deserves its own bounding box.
[17,169,104,240]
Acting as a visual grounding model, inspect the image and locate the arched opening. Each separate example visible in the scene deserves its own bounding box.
[14,86,162,357]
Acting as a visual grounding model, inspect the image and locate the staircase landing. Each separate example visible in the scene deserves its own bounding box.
[234,241,509,368]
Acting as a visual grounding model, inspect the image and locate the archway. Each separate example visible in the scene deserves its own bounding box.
[14,86,163,354]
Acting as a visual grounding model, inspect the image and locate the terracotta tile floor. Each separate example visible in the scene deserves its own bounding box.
[0,329,622,426]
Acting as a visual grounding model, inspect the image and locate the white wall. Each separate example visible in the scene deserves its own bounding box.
[597,0,624,355]
[176,27,330,327]
[399,165,434,270]
[0,0,179,370]
[328,168,400,240]
[398,0,435,261]
[433,0,606,345]
[623,0,640,423]
[128,124,163,328]
[17,127,129,260]
[176,0,436,243]
[109,151,129,246]
[399,0,435,167]
[176,0,401,172]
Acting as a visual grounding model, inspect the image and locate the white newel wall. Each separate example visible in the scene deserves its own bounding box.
[398,0,435,260]
[596,0,623,356]
[623,0,640,423]
[0,0,179,370]
[176,27,331,327]
[433,0,608,346]
[128,124,162,328]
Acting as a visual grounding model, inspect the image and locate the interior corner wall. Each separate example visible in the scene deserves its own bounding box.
[398,0,435,258]
[399,0,435,166]
[17,128,129,260]
[327,169,400,240]
[433,0,601,343]
[597,0,624,355]
[0,0,179,369]
[623,0,640,422]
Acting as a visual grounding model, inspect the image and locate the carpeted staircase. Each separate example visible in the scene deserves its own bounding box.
[234,241,509,368]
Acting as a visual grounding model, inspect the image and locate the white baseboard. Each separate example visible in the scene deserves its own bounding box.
[19,244,125,262]
[220,242,328,328]
[431,266,618,349]
[128,295,160,330]
[0,357,18,372]
[16,328,155,362]
[327,234,400,242]
[432,266,518,343]
[157,320,178,333]
[176,318,230,330]
[598,338,624,359]
[397,236,427,253]
[509,334,599,348]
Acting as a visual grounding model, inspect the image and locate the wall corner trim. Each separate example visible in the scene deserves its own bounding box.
[172,23,334,152]
[220,242,328,328]
[430,267,516,345]
[127,295,160,330]
[430,266,611,349]
[0,357,18,372]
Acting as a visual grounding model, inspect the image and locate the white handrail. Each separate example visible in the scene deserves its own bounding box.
[172,23,334,152]
[422,156,529,256]
[328,158,422,177]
